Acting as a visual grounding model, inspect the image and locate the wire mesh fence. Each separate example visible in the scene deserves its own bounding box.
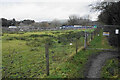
[2,28,100,78]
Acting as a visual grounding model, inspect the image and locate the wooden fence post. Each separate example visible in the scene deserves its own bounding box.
[87,33,88,44]
[19,55,22,78]
[84,32,87,49]
[91,32,93,41]
[75,38,78,54]
[93,31,95,38]
[45,43,49,76]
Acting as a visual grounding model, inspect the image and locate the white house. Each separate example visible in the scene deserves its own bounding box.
[9,26,17,29]
[8,26,19,32]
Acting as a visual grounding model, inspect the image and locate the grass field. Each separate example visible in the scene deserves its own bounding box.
[2,28,115,78]
[2,29,95,78]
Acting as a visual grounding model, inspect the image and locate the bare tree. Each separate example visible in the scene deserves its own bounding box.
[68,15,79,25]
[50,19,62,27]
[68,15,91,26]
[40,22,49,27]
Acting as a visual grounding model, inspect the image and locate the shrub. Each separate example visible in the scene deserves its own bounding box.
[57,31,85,44]
[6,37,14,40]
[26,40,42,47]
[30,48,39,51]
[29,34,56,38]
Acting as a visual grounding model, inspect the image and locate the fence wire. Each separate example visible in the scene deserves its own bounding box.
[2,28,99,78]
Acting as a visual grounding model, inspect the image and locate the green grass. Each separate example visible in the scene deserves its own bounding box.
[2,29,113,78]
[88,30,113,49]
[101,58,120,79]
[2,29,94,78]
[46,29,114,78]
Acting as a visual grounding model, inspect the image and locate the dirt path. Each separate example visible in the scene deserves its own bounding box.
[85,51,119,78]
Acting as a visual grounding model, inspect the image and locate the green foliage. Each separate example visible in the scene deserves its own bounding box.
[2,29,95,78]
[29,34,56,38]
[89,29,113,49]
[30,48,39,51]
[26,40,42,47]
[47,29,112,78]
[5,36,28,41]
[101,58,120,78]
[57,31,85,45]
[49,49,99,78]
[91,1,120,25]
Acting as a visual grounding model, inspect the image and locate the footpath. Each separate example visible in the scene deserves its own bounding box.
[84,50,119,78]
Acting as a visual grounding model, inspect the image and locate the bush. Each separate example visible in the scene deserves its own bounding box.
[26,40,42,47]
[52,32,60,34]
[6,37,14,40]
[57,31,85,44]
[29,34,56,38]
[5,36,28,41]
[30,48,39,51]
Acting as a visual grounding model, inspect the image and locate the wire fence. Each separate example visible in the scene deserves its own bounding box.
[2,28,100,78]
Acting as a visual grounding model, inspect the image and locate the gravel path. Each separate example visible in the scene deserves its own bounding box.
[86,51,119,78]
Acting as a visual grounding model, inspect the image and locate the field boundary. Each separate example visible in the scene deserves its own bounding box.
[64,46,84,62]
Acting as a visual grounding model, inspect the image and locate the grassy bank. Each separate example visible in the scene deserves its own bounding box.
[47,29,114,78]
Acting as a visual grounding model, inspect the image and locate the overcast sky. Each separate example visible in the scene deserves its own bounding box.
[0,0,100,22]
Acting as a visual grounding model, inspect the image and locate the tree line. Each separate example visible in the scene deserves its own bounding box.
[90,1,120,49]
[1,15,93,28]
[1,18,35,27]
[90,1,120,25]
